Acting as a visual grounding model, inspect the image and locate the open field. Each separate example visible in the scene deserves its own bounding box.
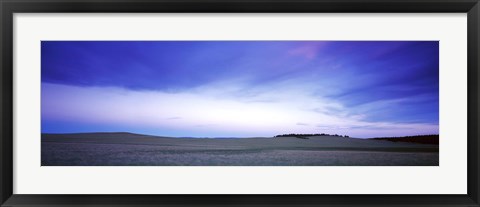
[42,133,439,166]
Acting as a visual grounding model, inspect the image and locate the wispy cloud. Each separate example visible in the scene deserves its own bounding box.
[42,82,438,138]
[288,42,329,60]
[296,122,309,126]
[166,117,182,120]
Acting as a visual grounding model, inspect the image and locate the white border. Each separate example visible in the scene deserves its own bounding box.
[13,13,467,194]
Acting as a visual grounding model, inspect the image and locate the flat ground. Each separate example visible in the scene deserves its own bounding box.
[41,133,439,166]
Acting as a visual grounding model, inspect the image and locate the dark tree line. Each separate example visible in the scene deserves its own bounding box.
[370,134,439,145]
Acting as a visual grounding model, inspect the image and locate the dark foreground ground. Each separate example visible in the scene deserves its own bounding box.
[42,133,439,166]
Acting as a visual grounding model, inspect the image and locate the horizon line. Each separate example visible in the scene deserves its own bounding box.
[40,131,440,139]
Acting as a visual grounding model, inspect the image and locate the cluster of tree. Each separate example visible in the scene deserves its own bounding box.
[274,133,349,139]
[370,134,439,145]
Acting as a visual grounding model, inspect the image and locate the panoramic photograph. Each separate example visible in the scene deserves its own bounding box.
[41,41,439,166]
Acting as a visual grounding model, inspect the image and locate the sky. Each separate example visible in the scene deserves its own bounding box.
[41,41,439,138]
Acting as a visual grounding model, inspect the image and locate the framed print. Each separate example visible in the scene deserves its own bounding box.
[1,0,479,206]
[40,40,440,167]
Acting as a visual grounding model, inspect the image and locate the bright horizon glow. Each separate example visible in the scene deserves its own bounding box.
[41,41,439,138]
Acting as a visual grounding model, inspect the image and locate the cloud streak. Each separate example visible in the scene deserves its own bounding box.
[42,82,438,138]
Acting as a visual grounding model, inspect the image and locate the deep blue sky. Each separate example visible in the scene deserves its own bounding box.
[41,41,439,138]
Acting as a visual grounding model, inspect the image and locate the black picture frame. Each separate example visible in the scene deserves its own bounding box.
[1,0,479,206]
